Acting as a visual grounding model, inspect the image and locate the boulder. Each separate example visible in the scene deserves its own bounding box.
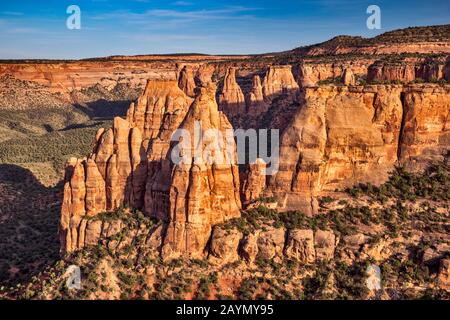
[314,229,336,261]
[240,233,259,264]
[209,227,242,264]
[284,229,315,263]
[257,227,285,262]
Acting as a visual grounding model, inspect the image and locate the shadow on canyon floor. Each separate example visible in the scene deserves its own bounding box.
[73,99,132,121]
[0,164,62,286]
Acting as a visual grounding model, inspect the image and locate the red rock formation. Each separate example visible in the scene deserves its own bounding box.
[151,84,242,260]
[284,229,315,263]
[268,85,404,214]
[130,127,147,209]
[262,65,299,98]
[60,78,246,257]
[0,61,179,95]
[126,79,193,143]
[367,60,446,83]
[209,226,242,264]
[195,64,216,86]
[342,68,356,85]
[368,63,416,83]
[85,159,106,216]
[242,158,266,204]
[178,65,196,97]
[438,259,450,291]
[246,75,268,116]
[59,69,449,259]
[218,67,246,117]
[295,61,373,87]
[399,85,450,170]
[112,117,132,206]
[266,83,449,215]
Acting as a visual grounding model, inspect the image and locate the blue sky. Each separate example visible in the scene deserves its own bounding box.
[0,0,448,59]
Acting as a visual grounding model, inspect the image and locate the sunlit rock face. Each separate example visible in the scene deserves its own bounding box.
[178,65,196,98]
[59,63,450,257]
[218,67,246,118]
[60,80,241,258]
[266,84,449,215]
[262,65,299,98]
[398,85,450,171]
[157,84,242,260]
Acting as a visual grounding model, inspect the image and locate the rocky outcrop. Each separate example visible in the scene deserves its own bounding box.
[368,63,416,83]
[297,64,316,87]
[341,68,356,85]
[147,84,242,260]
[246,75,268,116]
[257,227,286,263]
[398,85,450,170]
[178,65,196,97]
[284,229,315,263]
[209,227,242,264]
[262,65,299,98]
[195,64,216,86]
[242,158,266,204]
[416,61,445,81]
[367,60,447,83]
[314,230,336,261]
[295,61,371,87]
[60,115,138,253]
[60,68,449,259]
[240,234,259,264]
[85,158,107,215]
[126,79,193,143]
[438,259,450,291]
[0,61,178,94]
[61,81,244,257]
[209,225,338,266]
[267,84,449,214]
[218,67,246,117]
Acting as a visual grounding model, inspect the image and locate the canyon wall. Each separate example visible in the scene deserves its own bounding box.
[59,62,450,258]
[0,62,178,94]
[266,84,449,214]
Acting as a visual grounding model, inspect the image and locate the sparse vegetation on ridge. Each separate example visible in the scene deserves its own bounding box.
[0,163,448,300]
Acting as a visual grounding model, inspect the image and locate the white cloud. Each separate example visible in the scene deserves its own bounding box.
[4,27,40,34]
[173,1,193,5]
[91,6,260,22]
[1,11,23,16]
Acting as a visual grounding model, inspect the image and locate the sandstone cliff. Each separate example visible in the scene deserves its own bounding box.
[246,75,267,117]
[367,59,449,83]
[262,65,299,98]
[218,67,246,118]
[60,66,449,257]
[267,84,449,214]
[59,80,242,258]
[178,65,197,97]
[156,84,242,260]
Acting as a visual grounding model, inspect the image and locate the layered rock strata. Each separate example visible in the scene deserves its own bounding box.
[262,65,300,98]
[60,80,242,259]
[60,66,449,257]
[218,67,246,117]
[147,84,242,260]
[267,84,449,214]
[178,65,196,97]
